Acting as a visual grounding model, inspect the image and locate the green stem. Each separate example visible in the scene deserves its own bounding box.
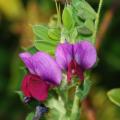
[93,0,103,43]
[70,86,80,120]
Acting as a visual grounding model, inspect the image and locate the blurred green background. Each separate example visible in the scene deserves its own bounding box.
[0,0,120,120]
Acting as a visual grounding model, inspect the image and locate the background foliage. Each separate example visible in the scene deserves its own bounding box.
[0,0,120,120]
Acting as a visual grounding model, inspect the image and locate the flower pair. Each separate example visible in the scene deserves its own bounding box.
[19,41,96,102]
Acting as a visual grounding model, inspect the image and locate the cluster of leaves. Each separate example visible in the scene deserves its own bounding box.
[62,0,96,43]
[26,0,97,55]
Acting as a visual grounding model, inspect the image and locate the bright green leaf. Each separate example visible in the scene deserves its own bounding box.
[70,28,78,42]
[32,25,48,40]
[77,25,92,35]
[48,27,61,41]
[77,19,95,36]
[61,28,69,43]
[35,40,58,54]
[61,27,78,43]
[62,5,75,30]
[33,25,59,54]
[72,0,96,20]
[85,19,95,32]
[107,88,120,107]
[73,14,84,26]
[26,112,34,120]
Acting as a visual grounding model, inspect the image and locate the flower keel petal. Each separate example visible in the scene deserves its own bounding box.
[29,75,49,101]
[21,74,50,102]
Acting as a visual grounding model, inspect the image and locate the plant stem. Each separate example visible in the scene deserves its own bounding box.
[93,0,103,44]
[70,86,80,120]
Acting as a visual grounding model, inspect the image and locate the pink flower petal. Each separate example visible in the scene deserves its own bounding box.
[19,52,35,74]
[55,43,73,70]
[74,41,97,69]
[31,52,62,85]
[21,74,50,101]
[21,74,31,97]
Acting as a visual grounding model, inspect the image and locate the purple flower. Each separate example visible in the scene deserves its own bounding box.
[19,52,62,102]
[55,41,97,82]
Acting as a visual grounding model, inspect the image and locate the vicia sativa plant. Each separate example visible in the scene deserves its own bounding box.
[16,0,103,120]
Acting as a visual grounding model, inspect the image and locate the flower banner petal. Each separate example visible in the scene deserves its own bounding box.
[74,41,97,69]
[55,43,73,70]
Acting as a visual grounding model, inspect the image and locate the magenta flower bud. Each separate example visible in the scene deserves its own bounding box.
[55,41,97,82]
[19,52,62,102]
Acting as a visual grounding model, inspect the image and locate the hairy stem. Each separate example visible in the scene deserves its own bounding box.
[70,86,80,120]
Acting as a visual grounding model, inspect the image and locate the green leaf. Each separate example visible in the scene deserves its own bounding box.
[26,112,34,120]
[74,15,84,26]
[32,25,59,54]
[15,91,24,102]
[61,27,78,43]
[48,27,61,41]
[77,25,92,35]
[77,19,95,36]
[32,25,48,40]
[62,5,75,30]
[107,88,120,107]
[35,40,58,54]
[85,19,95,33]
[61,28,69,43]
[72,0,96,20]
[70,28,78,42]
